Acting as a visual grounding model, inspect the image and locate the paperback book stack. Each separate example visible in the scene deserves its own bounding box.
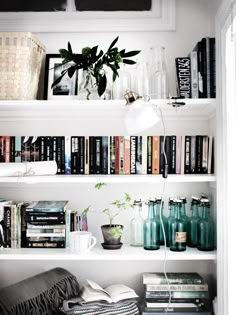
[25,200,68,248]
[141,272,212,315]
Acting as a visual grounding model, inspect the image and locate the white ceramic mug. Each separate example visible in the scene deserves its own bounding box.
[69,231,97,254]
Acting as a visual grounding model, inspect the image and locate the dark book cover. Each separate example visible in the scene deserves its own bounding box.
[71,136,79,174]
[45,136,53,161]
[171,136,176,174]
[89,136,95,174]
[136,136,142,174]
[147,136,152,174]
[165,136,172,175]
[79,136,85,174]
[21,136,32,162]
[196,135,203,174]
[184,136,191,174]
[115,136,120,175]
[10,136,15,162]
[110,136,115,174]
[56,137,62,174]
[52,137,58,171]
[143,272,204,285]
[102,136,108,174]
[0,137,4,162]
[26,212,65,224]
[159,136,164,175]
[193,41,204,98]
[21,203,29,248]
[3,205,11,248]
[200,38,208,98]
[39,136,46,161]
[95,136,102,174]
[175,57,191,98]
[209,37,216,98]
[190,136,196,174]
[30,136,40,162]
[130,136,137,174]
[61,136,66,174]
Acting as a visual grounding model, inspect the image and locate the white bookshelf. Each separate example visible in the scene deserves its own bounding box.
[0,245,216,261]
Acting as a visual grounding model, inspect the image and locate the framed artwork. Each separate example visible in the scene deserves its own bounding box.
[44,54,78,100]
[75,0,152,11]
[0,0,66,11]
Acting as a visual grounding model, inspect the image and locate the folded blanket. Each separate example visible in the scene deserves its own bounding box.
[61,297,139,315]
[0,267,80,315]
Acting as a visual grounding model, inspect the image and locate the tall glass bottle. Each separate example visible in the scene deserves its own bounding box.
[154,198,168,245]
[134,62,149,96]
[150,46,168,99]
[180,197,189,223]
[170,200,187,252]
[130,199,144,247]
[198,199,214,251]
[112,64,131,100]
[188,197,200,248]
[167,198,175,247]
[144,200,160,250]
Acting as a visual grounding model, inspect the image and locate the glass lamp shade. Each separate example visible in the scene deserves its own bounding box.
[124,99,160,134]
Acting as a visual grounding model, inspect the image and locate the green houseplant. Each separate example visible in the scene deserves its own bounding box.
[52,37,140,99]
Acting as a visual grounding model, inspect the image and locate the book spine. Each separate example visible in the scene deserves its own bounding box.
[152,136,159,174]
[26,240,65,248]
[79,136,85,174]
[190,136,196,174]
[110,136,115,174]
[95,136,102,174]
[30,136,40,162]
[11,205,17,249]
[210,38,216,98]
[206,37,211,98]
[39,136,45,161]
[119,136,125,175]
[130,136,137,174]
[145,291,209,299]
[175,136,182,174]
[184,136,191,174]
[201,38,207,98]
[3,136,10,162]
[10,136,15,162]
[124,136,131,175]
[71,136,78,174]
[52,137,60,173]
[45,136,52,161]
[189,51,199,98]
[3,205,11,248]
[196,135,203,173]
[15,136,21,162]
[171,135,176,174]
[207,136,213,174]
[180,136,185,174]
[175,57,191,98]
[84,136,89,175]
[89,136,95,174]
[147,136,152,174]
[145,283,208,291]
[21,136,31,162]
[165,136,172,174]
[65,136,71,174]
[101,136,108,174]
[115,136,120,175]
[65,209,71,248]
[136,136,142,175]
[202,136,208,174]
[142,136,147,175]
[21,203,28,248]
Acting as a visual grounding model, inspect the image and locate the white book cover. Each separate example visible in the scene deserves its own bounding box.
[190,51,199,98]
[142,136,147,174]
[207,136,213,174]
[176,136,182,174]
[180,136,185,174]
[84,136,89,175]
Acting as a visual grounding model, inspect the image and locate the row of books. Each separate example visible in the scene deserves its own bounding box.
[175,37,215,99]
[0,135,214,175]
[0,199,81,249]
[141,272,212,315]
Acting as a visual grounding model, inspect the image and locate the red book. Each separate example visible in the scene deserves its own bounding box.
[124,137,131,175]
[115,136,120,175]
[152,136,160,174]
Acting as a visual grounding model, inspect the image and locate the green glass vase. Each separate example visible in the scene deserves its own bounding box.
[144,200,160,250]
[198,199,214,251]
[170,200,187,252]
[188,197,200,248]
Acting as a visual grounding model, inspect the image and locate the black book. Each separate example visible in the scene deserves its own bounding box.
[89,136,95,174]
[110,136,115,174]
[21,136,32,162]
[147,136,152,174]
[175,57,191,98]
[200,38,208,98]
[193,41,204,98]
[170,136,176,174]
[79,136,85,174]
[196,136,203,174]
[71,136,79,174]
[61,136,66,174]
[159,136,164,175]
[184,136,191,174]
[3,205,11,248]
[26,240,65,248]
[130,136,137,174]
[10,136,15,162]
[209,37,216,98]
[102,136,108,174]
[45,136,53,161]
[95,136,102,174]
[26,212,65,225]
[21,203,29,248]
[165,136,172,175]
[30,136,40,162]
[52,136,58,169]
[39,136,46,161]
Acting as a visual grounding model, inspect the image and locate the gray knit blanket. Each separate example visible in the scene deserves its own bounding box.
[61,297,140,315]
[0,267,80,315]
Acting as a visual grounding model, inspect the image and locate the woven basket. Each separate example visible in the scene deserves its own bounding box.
[0,32,45,100]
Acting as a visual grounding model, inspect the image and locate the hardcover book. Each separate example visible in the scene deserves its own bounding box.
[130,136,137,174]
[26,200,68,213]
[143,273,204,285]
[175,57,191,98]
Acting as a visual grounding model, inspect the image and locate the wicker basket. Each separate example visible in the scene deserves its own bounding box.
[0,32,45,100]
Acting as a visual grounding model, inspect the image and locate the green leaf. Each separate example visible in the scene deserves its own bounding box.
[67,66,77,78]
[81,206,90,217]
[59,48,70,59]
[97,74,107,96]
[95,182,107,189]
[68,42,72,54]
[123,50,141,58]
[122,59,136,65]
[108,36,119,51]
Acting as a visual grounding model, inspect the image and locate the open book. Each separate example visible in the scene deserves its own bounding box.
[81,279,138,303]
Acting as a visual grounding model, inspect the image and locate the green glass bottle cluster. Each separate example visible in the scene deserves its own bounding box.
[130,196,215,252]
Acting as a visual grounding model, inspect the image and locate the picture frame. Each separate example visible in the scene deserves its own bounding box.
[43,54,78,100]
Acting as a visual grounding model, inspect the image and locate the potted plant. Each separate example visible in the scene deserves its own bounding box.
[51,37,140,100]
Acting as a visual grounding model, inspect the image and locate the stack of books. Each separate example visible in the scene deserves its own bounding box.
[25,200,68,248]
[141,272,212,315]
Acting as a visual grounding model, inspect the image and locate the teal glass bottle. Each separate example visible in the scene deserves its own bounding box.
[170,200,187,252]
[188,197,200,248]
[154,199,168,245]
[180,197,189,223]
[167,198,175,247]
[144,200,160,250]
[130,199,144,247]
[198,199,214,251]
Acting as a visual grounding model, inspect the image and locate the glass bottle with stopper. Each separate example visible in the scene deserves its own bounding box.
[170,199,187,252]
[198,198,214,251]
[143,199,160,250]
[154,198,168,245]
[130,199,144,247]
[188,196,200,248]
[167,197,175,247]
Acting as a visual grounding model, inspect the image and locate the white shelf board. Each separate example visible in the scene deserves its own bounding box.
[0,99,216,121]
[0,175,216,186]
[0,245,216,261]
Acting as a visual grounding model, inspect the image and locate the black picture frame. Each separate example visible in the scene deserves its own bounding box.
[0,0,66,12]
[75,0,152,11]
[44,54,78,100]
